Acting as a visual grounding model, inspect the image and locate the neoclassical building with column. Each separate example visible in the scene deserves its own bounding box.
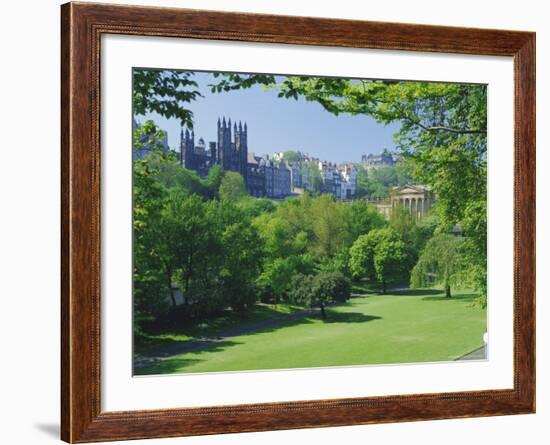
[390,185,435,220]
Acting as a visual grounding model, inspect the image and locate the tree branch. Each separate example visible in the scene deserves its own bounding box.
[399,110,486,135]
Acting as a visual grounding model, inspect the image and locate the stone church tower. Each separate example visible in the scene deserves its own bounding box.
[217,116,248,180]
[180,127,195,169]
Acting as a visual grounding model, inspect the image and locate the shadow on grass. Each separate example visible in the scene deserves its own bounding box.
[320,312,382,324]
[136,303,304,354]
[134,340,241,375]
[392,289,444,297]
[422,293,479,302]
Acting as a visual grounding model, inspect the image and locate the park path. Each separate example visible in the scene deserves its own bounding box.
[134,305,325,369]
[456,345,487,361]
[134,289,398,369]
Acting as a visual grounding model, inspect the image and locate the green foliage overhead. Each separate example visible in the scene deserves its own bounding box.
[133,69,202,126]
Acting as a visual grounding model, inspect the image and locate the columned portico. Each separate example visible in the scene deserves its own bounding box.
[390,185,435,220]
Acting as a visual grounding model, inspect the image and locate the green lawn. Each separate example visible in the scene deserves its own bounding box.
[135,302,302,354]
[135,289,486,375]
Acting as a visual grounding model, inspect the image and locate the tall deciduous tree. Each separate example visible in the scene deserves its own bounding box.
[162,191,213,305]
[410,233,465,298]
[133,156,170,326]
[310,194,347,257]
[349,227,407,293]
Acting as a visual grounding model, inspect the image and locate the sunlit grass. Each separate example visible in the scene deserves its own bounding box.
[136,288,486,375]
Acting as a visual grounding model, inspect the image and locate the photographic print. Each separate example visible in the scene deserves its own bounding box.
[132,69,488,376]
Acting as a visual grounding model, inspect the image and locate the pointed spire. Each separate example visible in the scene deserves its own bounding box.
[228,118,232,128]
[239,121,242,131]
[185,128,190,137]
[217,117,221,128]
[244,122,247,132]
[222,116,226,128]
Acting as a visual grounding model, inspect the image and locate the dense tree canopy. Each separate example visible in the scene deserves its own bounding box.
[132,69,489,336]
[208,73,487,302]
[349,227,408,293]
[288,272,351,319]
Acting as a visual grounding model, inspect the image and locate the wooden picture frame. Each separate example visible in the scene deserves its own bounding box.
[61,1,535,442]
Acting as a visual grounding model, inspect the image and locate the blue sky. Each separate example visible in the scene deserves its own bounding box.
[139,71,400,164]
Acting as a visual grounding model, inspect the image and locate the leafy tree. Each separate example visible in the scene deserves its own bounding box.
[133,69,202,126]
[373,228,408,293]
[355,164,413,200]
[254,214,301,259]
[355,165,371,199]
[349,234,378,282]
[350,227,407,293]
[318,246,352,277]
[219,171,247,201]
[146,150,206,195]
[162,192,213,305]
[288,272,351,319]
[237,197,276,218]
[410,233,465,298]
[133,157,170,327]
[302,162,324,194]
[344,201,387,246]
[209,75,487,296]
[203,164,225,199]
[310,194,347,256]
[210,201,263,310]
[281,150,302,162]
[133,119,167,152]
[256,255,315,303]
[461,200,487,306]
[275,194,313,238]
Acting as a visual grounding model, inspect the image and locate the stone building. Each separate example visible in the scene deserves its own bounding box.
[338,164,357,199]
[181,117,247,179]
[179,117,293,199]
[246,153,266,198]
[361,148,396,170]
[390,184,435,220]
[261,157,292,198]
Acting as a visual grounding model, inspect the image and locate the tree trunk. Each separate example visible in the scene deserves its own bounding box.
[167,271,176,307]
[445,284,452,298]
[184,273,190,305]
[382,280,386,294]
[320,303,326,320]
[169,285,177,308]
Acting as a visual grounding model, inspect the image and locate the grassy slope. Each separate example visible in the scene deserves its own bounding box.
[136,289,486,375]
